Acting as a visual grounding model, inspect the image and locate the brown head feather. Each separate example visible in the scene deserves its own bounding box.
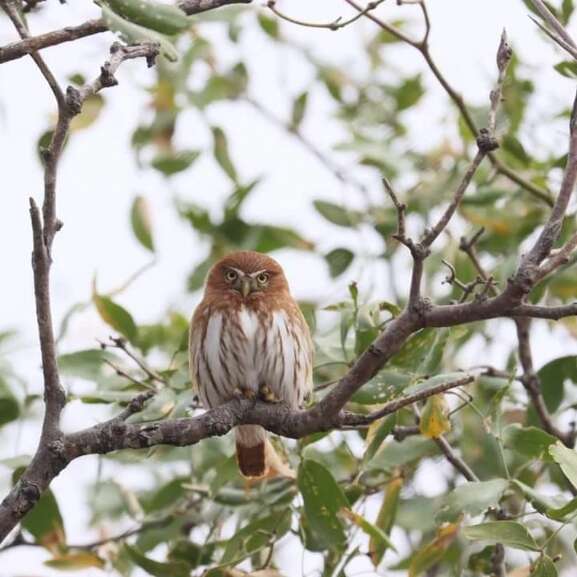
[204,251,290,302]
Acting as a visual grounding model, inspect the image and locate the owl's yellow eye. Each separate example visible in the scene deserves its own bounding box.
[224,270,238,283]
[256,272,269,285]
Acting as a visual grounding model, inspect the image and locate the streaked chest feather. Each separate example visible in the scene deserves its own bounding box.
[191,305,311,408]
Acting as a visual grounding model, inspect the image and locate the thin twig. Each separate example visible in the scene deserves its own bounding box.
[527,0,577,56]
[342,374,475,427]
[536,232,577,282]
[267,0,386,31]
[460,229,574,447]
[103,359,156,390]
[433,434,478,481]
[106,336,167,385]
[343,0,553,206]
[422,149,490,248]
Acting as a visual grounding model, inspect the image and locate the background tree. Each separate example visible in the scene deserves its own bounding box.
[1,0,577,576]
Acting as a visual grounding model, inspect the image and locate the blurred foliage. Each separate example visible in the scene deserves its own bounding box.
[3,0,577,575]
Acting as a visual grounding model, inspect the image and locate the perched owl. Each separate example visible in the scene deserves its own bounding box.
[189,251,313,478]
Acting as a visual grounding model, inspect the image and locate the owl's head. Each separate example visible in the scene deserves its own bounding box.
[205,251,290,299]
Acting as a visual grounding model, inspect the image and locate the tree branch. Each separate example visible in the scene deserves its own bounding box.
[515,318,573,446]
[0,0,252,64]
[0,27,159,543]
[527,0,577,59]
[459,228,574,448]
[342,0,553,206]
[266,0,386,31]
[0,22,107,65]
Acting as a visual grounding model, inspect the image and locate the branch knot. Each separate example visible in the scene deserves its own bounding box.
[476,128,499,153]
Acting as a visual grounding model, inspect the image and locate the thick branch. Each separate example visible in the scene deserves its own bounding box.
[0,31,158,544]
[2,0,67,443]
[504,91,577,303]
[0,19,108,64]
[460,229,574,448]
[0,0,252,64]
[528,0,577,59]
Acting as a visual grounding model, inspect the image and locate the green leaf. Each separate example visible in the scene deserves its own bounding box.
[419,394,451,438]
[223,179,260,219]
[143,478,187,514]
[546,496,577,521]
[168,540,214,569]
[549,441,577,489]
[403,372,472,397]
[250,224,314,252]
[436,479,508,523]
[220,509,291,564]
[391,328,437,371]
[361,415,396,467]
[370,475,402,565]
[57,349,114,380]
[554,60,577,78]
[369,436,438,472]
[313,200,360,227]
[418,327,450,374]
[463,521,539,551]
[501,134,531,167]
[298,459,349,549]
[103,0,190,35]
[187,256,214,292]
[291,91,308,129]
[93,294,138,342]
[409,523,459,577]
[537,356,577,413]
[19,483,65,550]
[257,12,280,39]
[503,424,557,460]
[130,196,155,252]
[0,375,20,427]
[341,508,396,554]
[352,371,412,405]
[325,248,354,278]
[100,3,179,62]
[151,149,200,176]
[45,552,105,570]
[531,555,558,577]
[211,126,237,183]
[562,0,575,23]
[392,74,424,111]
[512,480,557,515]
[125,545,189,577]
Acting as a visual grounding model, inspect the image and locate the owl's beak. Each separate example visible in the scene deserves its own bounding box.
[239,277,252,298]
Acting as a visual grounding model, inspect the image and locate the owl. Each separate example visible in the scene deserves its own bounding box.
[188,251,313,478]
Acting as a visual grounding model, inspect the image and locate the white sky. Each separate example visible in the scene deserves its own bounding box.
[1,0,577,575]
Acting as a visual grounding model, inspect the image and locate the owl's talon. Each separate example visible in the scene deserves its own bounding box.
[259,383,281,403]
[233,386,257,400]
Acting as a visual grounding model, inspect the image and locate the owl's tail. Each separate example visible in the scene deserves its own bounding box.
[235,425,267,478]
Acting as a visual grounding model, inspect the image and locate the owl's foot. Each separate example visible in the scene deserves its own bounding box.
[233,386,257,400]
[259,383,282,404]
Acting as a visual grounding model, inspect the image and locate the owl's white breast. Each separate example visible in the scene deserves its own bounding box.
[192,305,311,410]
